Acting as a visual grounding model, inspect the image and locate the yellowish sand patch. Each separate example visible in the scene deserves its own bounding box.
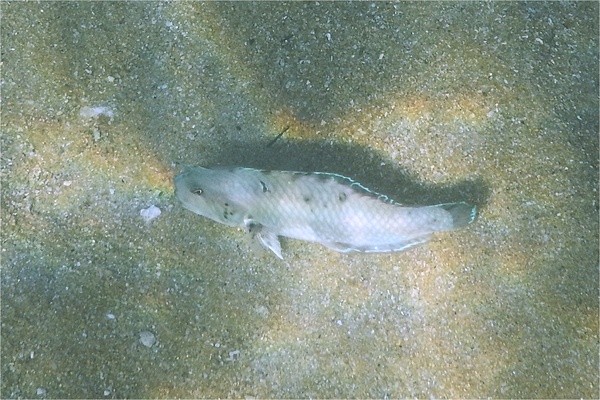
[11,114,173,207]
[270,108,323,140]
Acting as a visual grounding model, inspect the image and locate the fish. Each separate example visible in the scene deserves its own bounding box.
[174,166,477,259]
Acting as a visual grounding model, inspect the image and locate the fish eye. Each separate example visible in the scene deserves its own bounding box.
[192,188,203,195]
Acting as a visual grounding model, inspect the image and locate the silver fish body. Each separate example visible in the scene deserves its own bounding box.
[174,166,476,259]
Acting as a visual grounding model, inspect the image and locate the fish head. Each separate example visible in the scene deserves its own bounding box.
[174,166,247,226]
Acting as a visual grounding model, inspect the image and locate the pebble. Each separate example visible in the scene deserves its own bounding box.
[140,205,161,222]
[139,331,156,347]
[226,349,240,361]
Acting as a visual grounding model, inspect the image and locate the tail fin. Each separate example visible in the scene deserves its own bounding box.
[440,202,477,229]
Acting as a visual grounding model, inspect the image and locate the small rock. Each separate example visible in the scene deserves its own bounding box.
[139,331,156,347]
[140,205,161,222]
[226,349,240,361]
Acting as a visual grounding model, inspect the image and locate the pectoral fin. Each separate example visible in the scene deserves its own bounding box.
[256,229,283,259]
[244,218,283,259]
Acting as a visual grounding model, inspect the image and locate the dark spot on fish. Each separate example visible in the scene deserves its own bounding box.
[247,221,264,237]
[304,196,311,203]
[260,180,269,193]
[193,188,203,195]
[338,192,347,202]
[224,202,229,207]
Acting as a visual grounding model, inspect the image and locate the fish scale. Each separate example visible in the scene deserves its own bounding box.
[174,166,476,259]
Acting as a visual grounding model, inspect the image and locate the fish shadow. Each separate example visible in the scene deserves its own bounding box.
[183,136,490,210]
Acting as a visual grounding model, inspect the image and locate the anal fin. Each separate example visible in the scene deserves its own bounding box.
[323,236,430,254]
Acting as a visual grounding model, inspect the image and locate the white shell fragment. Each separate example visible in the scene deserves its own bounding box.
[79,106,114,119]
[140,205,161,222]
[139,331,156,347]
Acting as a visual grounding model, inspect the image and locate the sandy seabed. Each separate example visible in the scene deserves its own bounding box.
[2,2,598,398]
